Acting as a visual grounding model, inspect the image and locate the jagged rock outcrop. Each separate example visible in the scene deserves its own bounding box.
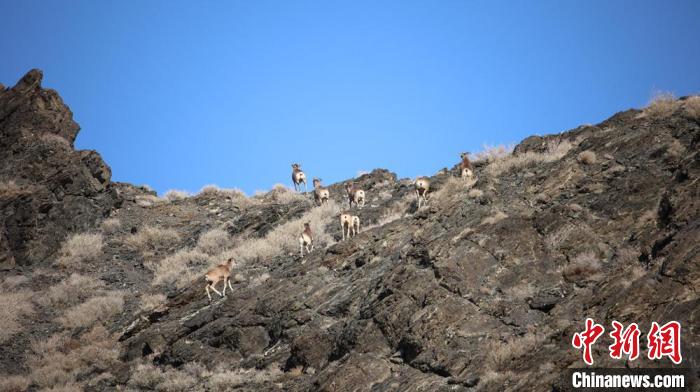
[0,69,697,391]
[0,70,118,268]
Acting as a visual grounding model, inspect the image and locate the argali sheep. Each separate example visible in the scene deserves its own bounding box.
[312,178,330,205]
[415,176,430,208]
[352,215,361,235]
[460,152,474,179]
[340,212,357,240]
[345,183,366,208]
[204,258,234,301]
[291,163,308,192]
[299,221,314,259]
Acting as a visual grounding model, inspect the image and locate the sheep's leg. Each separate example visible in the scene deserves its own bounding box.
[300,242,304,257]
[206,285,212,301]
[228,278,234,292]
[209,284,222,298]
[222,279,227,296]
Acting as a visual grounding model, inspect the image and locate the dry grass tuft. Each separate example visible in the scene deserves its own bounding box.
[486,329,550,371]
[56,233,103,268]
[58,294,124,329]
[0,290,35,343]
[229,200,340,264]
[432,176,477,203]
[486,139,573,177]
[123,225,180,256]
[481,210,508,225]
[254,184,308,204]
[197,228,232,255]
[28,325,119,390]
[149,248,210,288]
[135,194,166,208]
[468,188,484,198]
[577,150,597,165]
[37,273,105,308]
[472,144,514,163]
[207,365,283,391]
[139,293,167,312]
[0,180,32,199]
[100,217,121,234]
[640,92,678,118]
[682,96,700,119]
[164,189,190,201]
[563,252,603,283]
[0,375,31,392]
[39,133,72,150]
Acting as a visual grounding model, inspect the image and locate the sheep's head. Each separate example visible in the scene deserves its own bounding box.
[460,152,470,160]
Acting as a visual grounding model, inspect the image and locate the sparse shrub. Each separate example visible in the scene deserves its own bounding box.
[37,273,105,308]
[640,92,678,118]
[468,188,484,198]
[0,375,31,392]
[135,194,165,207]
[124,225,180,256]
[0,290,34,343]
[0,180,31,199]
[56,233,103,268]
[29,326,118,390]
[472,144,514,163]
[0,274,28,289]
[164,189,190,201]
[432,176,477,203]
[377,190,393,200]
[481,210,508,225]
[139,293,167,312]
[149,248,210,288]
[486,328,550,371]
[254,183,307,204]
[682,96,700,119]
[58,294,124,329]
[197,228,231,255]
[207,365,283,391]
[100,217,121,234]
[228,200,340,264]
[577,150,596,165]
[563,252,603,283]
[486,139,573,177]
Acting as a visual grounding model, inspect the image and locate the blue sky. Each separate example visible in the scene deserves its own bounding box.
[2,1,699,195]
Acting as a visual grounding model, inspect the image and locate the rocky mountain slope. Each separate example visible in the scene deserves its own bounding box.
[0,70,698,391]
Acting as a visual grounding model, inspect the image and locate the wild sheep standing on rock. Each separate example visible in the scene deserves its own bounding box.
[312,178,330,205]
[415,176,430,208]
[345,183,365,208]
[460,152,474,179]
[340,212,356,240]
[205,258,234,301]
[299,222,314,259]
[352,215,360,235]
[291,163,307,192]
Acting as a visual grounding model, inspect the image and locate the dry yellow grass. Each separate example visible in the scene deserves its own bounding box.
[0,290,35,343]
[100,217,121,234]
[36,273,105,308]
[253,183,308,204]
[432,176,477,204]
[135,194,169,207]
[227,200,340,264]
[39,133,72,150]
[56,233,103,268]
[486,329,550,371]
[139,293,167,312]
[481,210,508,225]
[485,139,573,177]
[577,150,596,165]
[123,225,180,256]
[163,189,190,201]
[57,294,124,329]
[149,248,209,288]
[640,92,677,118]
[468,188,484,198]
[472,144,514,163]
[0,180,32,199]
[682,95,700,119]
[197,228,232,255]
[28,326,119,390]
[0,375,30,392]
